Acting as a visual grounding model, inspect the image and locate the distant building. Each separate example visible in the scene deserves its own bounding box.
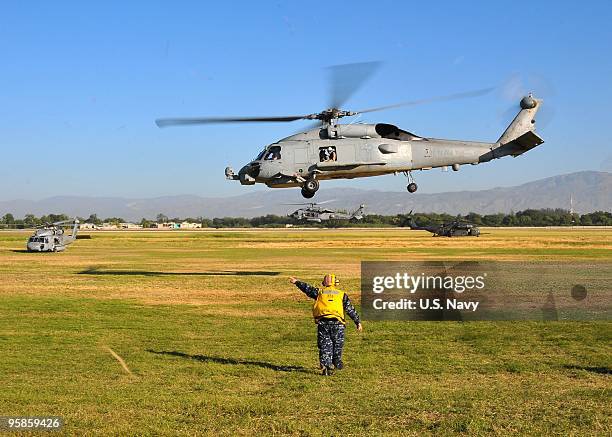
[79,222,98,230]
[152,221,201,229]
[120,222,142,229]
[179,221,202,229]
[154,222,180,229]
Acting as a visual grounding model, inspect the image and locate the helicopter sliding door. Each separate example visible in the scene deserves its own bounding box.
[293,147,308,164]
[293,146,309,175]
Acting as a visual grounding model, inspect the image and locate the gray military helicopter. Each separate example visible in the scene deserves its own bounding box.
[404,212,480,237]
[288,200,365,223]
[156,63,544,198]
[26,219,79,252]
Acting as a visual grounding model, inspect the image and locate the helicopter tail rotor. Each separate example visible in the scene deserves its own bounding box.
[497,73,555,130]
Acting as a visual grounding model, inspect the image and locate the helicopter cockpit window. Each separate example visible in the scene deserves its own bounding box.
[254,149,266,161]
[319,146,337,162]
[264,146,281,160]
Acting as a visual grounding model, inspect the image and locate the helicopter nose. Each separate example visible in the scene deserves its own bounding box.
[237,162,260,185]
[242,161,261,178]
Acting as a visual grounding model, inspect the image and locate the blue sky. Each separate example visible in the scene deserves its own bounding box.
[1,1,611,200]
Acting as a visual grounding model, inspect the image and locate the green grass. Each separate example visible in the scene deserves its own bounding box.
[0,228,610,435]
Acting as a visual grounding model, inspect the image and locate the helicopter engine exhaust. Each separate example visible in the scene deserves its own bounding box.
[329,124,380,139]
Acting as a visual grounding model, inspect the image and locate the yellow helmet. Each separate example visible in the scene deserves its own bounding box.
[322,274,340,287]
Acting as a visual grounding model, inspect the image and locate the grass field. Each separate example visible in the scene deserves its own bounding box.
[0,228,610,435]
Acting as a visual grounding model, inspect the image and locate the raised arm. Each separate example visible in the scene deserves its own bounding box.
[289,277,318,300]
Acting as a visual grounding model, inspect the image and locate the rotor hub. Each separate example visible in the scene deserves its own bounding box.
[305,108,357,124]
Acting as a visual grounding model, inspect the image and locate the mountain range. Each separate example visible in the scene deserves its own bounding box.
[1,171,610,220]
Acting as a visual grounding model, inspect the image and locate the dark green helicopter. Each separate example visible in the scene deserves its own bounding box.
[403,211,480,237]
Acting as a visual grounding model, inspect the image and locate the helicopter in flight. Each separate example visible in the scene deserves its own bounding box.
[26,219,80,252]
[403,212,480,237]
[288,200,365,223]
[156,63,544,199]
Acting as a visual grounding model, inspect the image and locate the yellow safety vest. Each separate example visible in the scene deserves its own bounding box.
[313,286,346,324]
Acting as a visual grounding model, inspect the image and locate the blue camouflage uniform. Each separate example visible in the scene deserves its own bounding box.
[294,280,361,370]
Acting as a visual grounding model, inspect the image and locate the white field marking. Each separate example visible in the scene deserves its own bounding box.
[104,346,134,376]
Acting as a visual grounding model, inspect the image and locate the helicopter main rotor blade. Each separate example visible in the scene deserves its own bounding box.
[52,219,77,226]
[328,61,381,109]
[291,120,324,135]
[315,199,337,205]
[354,87,494,115]
[155,115,308,128]
[283,199,336,206]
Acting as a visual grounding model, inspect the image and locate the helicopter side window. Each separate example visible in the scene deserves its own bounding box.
[264,146,281,161]
[319,146,337,162]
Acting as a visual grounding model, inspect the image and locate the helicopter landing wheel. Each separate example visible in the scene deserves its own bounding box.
[304,178,319,193]
[301,178,319,198]
[301,188,316,199]
[403,170,417,193]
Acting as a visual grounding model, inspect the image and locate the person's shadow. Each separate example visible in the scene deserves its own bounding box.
[147,350,312,373]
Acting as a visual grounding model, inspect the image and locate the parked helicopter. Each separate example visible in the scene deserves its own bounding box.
[403,212,480,237]
[26,219,80,252]
[288,200,365,223]
[156,63,544,199]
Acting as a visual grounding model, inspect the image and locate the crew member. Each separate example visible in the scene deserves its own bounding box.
[290,274,362,375]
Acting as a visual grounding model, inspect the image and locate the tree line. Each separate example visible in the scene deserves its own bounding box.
[1,209,611,228]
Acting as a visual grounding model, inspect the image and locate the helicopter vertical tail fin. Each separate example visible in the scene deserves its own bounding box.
[497,95,542,145]
[484,95,545,159]
[70,219,79,240]
[404,210,418,229]
[351,204,366,220]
